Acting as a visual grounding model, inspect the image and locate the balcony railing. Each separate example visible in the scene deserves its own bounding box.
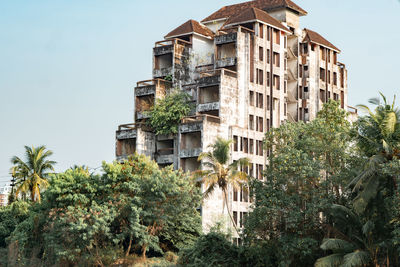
[197,102,220,113]
[116,123,139,140]
[215,57,237,69]
[153,67,173,78]
[153,38,192,56]
[348,106,358,114]
[179,148,202,158]
[135,79,172,97]
[215,32,237,45]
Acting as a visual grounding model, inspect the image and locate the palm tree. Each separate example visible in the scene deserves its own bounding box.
[350,94,400,214]
[10,146,56,202]
[196,137,249,234]
[315,204,387,267]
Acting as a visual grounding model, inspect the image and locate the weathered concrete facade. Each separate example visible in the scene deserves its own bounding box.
[115,0,356,236]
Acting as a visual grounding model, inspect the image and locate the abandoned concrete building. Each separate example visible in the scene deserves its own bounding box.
[115,0,356,234]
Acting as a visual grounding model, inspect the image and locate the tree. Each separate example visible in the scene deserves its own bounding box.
[7,154,202,266]
[316,95,400,266]
[147,89,192,135]
[315,205,376,267]
[242,100,356,266]
[350,94,400,214]
[196,137,249,235]
[10,146,56,202]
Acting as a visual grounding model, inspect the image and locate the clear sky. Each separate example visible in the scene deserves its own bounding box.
[0,0,399,186]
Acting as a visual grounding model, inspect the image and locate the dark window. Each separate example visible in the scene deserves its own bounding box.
[249,91,254,106]
[249,115,254,130]
[333,72,337,85]
[259,24,264,39]
[273,52,280,67]
[249,139,254,154]
[259,46,263,61]
[233,136,238,151]
[258,141,263,155]
[243,138,249,153]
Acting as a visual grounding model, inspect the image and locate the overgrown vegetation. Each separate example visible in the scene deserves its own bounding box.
[1,95,400,267]
[147,89,192,135]
[1,154,201,266]
[180,97,400,267]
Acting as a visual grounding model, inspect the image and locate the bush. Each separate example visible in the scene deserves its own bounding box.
[179,232,239,267]
[147,89,192,135]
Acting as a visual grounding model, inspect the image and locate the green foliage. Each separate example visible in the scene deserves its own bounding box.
[147,89,192,135]
[316,94,400,266]
[0,201,29,248]
[179,231,240,267]
[243,100,357,266]
[6,154,202,266]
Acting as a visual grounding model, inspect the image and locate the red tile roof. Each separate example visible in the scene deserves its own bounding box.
[202,0,307,23]
[225,7,290,32]
[303,28,340,52]
[165,20,214,39]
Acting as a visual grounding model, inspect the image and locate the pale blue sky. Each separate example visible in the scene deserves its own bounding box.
[0,0,399,185]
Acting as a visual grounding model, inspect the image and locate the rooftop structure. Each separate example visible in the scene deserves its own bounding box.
[115,0,356,238]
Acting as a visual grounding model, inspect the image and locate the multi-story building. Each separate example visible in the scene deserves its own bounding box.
[115,0,356,233]
[0,185,12,206]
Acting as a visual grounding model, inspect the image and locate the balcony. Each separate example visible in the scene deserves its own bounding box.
[215,57,237,69]
[180,115,220,133]
[180,148,202,158]
[116,123,138,140]
[197,102,220,113]
[153,67,173,78]
[215,32,237,45]
[154,44,174,56]
[135,79,172,97]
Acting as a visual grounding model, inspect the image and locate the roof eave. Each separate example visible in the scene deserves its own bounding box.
[202,17,228,24]
[225,19,291,34]
[164,32,213,40]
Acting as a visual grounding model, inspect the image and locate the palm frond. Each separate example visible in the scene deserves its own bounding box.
[361,221,374,237]
[341,250,370,267]
[321,239,355,253]
[353,176,380,215]
[315,253,344,267]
